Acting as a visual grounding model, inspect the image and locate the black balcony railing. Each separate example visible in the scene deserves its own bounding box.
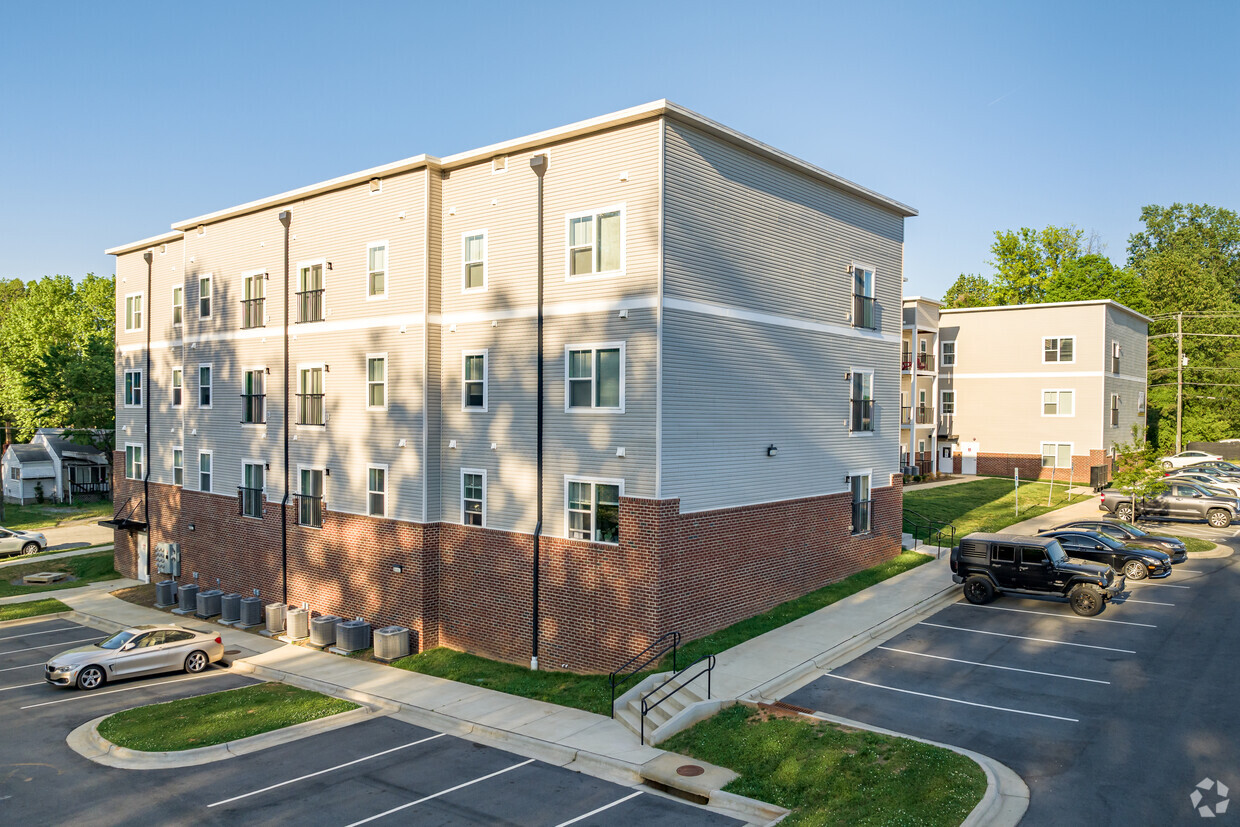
[241,393,266,424]
[238,486,264,518]
[297,393,325,426]
[851,399,874,432]
[240,297,265,329]
[298,494,324,528]
[901,406,912,425]
[296,289,324,323]
[901,352,935,372]
[853,293,876,330]
[852,499,872,534]
[916,405,933,425]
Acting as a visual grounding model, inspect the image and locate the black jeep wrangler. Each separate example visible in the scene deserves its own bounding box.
[950,532,1124,616]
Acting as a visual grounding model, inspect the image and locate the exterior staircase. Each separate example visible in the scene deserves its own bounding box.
[612,668,723,746]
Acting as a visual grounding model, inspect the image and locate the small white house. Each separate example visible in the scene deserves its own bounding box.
[2,429,110,505]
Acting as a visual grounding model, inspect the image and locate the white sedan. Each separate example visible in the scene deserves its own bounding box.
[45,625,225,690]
[1160,450,1223,470]
[0,526,48,558]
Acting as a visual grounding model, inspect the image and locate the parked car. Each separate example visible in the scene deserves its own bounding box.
[0,526,48,557]
[1181,460,1240,476]
[950,533,1123,616]
[1037,529,1172,580]
[1099,482,1240,527]
[1044,519,1188,562]
[1166,470,1240,492]
[45,625,224,690]
[1160,450,1223,470]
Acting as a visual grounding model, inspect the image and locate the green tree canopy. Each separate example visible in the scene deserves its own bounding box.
[941,273,995,308]
[989,225,1086,305]
[1041,254,1147,312]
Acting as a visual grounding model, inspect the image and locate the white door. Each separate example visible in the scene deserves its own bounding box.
[136,534,149,583]
[939,446,954,474]
[961,440,979,475]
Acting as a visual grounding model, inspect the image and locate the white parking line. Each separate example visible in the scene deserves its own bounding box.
[18,668,229,709]
[0,682,43,693]
[1119,598,1176,607]
[1,636,102,655]
[958,603,1157,628]
[0,626,79,643]
[821,673,1078,722]
[918,621,1137,654]
[876,646,1110,684]
[1129,581,1190,589]
[554,791,644,827]
[1175,570,1204,575]
[0,662,45,673]
[343,758,535,826]
[207,733,447,808]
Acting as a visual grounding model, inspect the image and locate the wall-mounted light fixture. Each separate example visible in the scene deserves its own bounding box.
[392,564,403,573]
[324,468,330,476]
[265,463,270,471]
[188,523,196,531]
[767,445,779,457]
[844,371,852,381]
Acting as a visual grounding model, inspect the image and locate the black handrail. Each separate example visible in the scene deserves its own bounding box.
[902,506,956,558]
[240,297,265,329]
[608,631,679,718]
[850,399,873,432]
[639,654,716,745]
[296,393,325,426]
[241,393,266,424]
[853,293,876,330]
[238,486,264,518]
[297,494,324,527]
[296,289,324,323]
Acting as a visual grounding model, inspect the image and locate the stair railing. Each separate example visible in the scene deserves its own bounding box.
[608,631,679,718]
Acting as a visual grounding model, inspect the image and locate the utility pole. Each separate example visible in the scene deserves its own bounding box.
[1176,312,1183,455]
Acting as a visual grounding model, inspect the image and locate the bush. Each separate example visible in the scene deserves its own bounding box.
[34,481,44,504]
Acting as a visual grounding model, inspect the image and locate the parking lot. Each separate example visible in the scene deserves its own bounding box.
[785,540,1240,826]
[0,618,741,826]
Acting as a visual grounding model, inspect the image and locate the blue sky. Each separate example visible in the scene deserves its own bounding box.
[1,0,1236,300]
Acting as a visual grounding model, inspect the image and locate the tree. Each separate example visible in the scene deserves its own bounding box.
[1041,254,1148,312]
[989,225,1086,305]
[1108,426,1168,521]
[941,273,997,308]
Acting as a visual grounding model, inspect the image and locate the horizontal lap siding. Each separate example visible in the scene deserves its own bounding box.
[1103,308,1149,450]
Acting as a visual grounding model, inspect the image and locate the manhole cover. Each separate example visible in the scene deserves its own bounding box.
[224,650,241,655]
[676,765,705,777]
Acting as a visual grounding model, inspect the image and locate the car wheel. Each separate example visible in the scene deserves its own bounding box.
[1068,585,1105,617]
[1116,503,1134,522]
[76,665,105,691]
[1207,509,1232,528]
[1123,559,1148,581]
[21,542,39,556]
[963,575,996,605]
[1163,461,1173,470]
[184,651,209,674]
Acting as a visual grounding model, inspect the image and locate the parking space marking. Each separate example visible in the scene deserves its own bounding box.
[2,636,102,655]
[0,662,45,673]
[1130,581,1190,589]
[207,733,447,808]
[554,791,644,826]
[958,604,1157,628]
[343,758,536,826]
[1175,570,1204,575]
[876,646,1110,684]
[918,621,1137,654]
[0,681,44,693]
[1119,598,1176,607]
[18,667,230,709]
[0,626,80,643]
[820,673,1079,722]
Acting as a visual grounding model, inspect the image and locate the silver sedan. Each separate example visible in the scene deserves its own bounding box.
[0,526,48,557]
[45,625,225,690]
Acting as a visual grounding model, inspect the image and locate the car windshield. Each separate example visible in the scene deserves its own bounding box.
[96,631,137,650]
[1046,541,1068,563]
[1117,522,1149,537]
[1089,533,1125,550]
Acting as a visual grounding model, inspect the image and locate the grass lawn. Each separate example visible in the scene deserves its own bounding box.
[1,500,113,531]
[662,705,986,827]
[0,551,119,598]
[392,551,930,716]
[1167,534,1217,553]
[97,682,358,752]
[0,598,71,622]
[904,477,1086,537]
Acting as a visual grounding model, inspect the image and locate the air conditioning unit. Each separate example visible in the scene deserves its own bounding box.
[265,602,287,634]
[309,614,341,647]
[220,593,242,624]
[286,607,310,640]
[239,596,263,627]
[195,589,223,619]
[177,583,200,613]
[155,580,178,607]
[335,619,371,653]
[374,626,412,662]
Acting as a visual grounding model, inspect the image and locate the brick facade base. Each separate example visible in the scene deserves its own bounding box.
[111,454,902,673]
[955,451,1111,485]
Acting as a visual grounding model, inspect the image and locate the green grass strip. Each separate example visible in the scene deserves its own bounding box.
[0,551,119,598]
[2,501,114,531]
[97,682,358,752]
[0,598,71,622]
[662,706,986,826]
[1167,534,1216,553]
[904,477,1086,537]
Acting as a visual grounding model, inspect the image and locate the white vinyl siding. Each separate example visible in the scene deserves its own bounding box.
[565,205,624,279]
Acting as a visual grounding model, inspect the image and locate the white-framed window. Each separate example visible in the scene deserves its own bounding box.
[566,477,623,544]
[463,350,487,411]
[462,231,487,291]
[172,285,183,326]
[242,368,265,423]
[1112,341,1121,374]
[298,467,324,528]
[124,293,143,332]
[125,444,143,481]
[367,465,387,518]
[1110,393,1120,427]
[1042,389,1074,417]
[940,340,956,367]
[9,466,19,481]
[123,369,142,408]
[198,364,213,408]
[941,390,956,415]
[241,461,264,518]
[850,370,873,432]
[241,270,266,329]
[198,450,212,493]
[1041,442,1073,469]
[565,342,624,412]
[852,262,876,330]
[298,365,325,425]
[367,354,387,411]
[1043,336,1075,363]
[1138,391,1147,416]
[367,241,387,299]
[850,471,872,535]
[172,447,183,487]
[171,367,183,407]
[462,469,486,526]
[565,205,624,279]
[296,260,326,323]
[198,274,213,318]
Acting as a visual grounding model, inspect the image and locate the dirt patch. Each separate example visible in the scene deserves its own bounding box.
[111,583,159,608]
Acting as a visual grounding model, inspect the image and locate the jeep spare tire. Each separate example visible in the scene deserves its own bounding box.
[1068,584,1105,617]
[963,575,996,605]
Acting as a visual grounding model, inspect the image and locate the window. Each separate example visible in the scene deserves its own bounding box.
[851,473,872,535]
[1021,548,1047,565]
[462,470,485,526]
[367,356,386,410]
[567,478,622,543]
[1043,336,1074,363]
[172,286,183,326]
[367,242,387,298]
[850,371,873,432]
[993,545,1016,563]
[566,344,623,412]
[124,370,142,408]
[1111,394,1120,427]
[1138,391,1147,416]
[463,351,487,411]
[125,293,143,332]
[1112,341,1121,374]
[367,466,387,517]
[199,275,212,318]
[172,448,183,487]
[1041,442,1072,469]
[198,364,212,408]
[241,271,265,329]
[241,462,264,518]
[298,366,325,425]
[299,468,324,527]
[566,206,624,278]
[125,445,143,480]
[463,232,486,291]
[941,341,955,367]
[1042,389,1074,417]
[941,390,956,415]
[297,262,325,323]
[852,264,875,330]
[199,451,212,493]
[8,466,18,481]
[242,369,265,423]
[171,367,182,407]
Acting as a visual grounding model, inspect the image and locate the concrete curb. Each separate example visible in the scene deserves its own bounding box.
[0,610,74,628]
[1188,545,1232,559]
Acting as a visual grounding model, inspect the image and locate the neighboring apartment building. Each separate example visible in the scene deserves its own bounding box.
[106,101,916,672]
[900,297,945,475]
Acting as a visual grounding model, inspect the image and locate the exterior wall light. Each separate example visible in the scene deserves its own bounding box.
[767,445,778,457]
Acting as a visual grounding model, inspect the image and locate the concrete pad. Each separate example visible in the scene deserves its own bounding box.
[642,751,739,799]
[22,572,69,584]
[509,706,599,742]
[433,688,529,722]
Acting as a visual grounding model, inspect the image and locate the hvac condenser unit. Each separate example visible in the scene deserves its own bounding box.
[239,596,263,627]
[195,589,223,619]
[265,602,287,634]
[155,580,178,607]
[374,626,412,662]
[220,593,241,624]
[335,619,371,652]
[176,583,200,613]
[286,607,310,640]
[309,614,341,647]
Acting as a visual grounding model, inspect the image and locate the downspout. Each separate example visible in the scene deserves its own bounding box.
[279,210,291,605]
[529,153,547,671]
[142,251,153,534]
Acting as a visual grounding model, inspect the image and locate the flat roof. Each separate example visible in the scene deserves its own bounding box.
[104,230,183,257]
[902,295,942,306]
[940,299,1152,324]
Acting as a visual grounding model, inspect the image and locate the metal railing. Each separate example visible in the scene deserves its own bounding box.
[853,293,876,329]
[901,352,935,372]
[241,393,266,424]
[240,297,265,329]
[903,506,956,558]
[297,393,325,426]
[851,499,872,534]
[608,631,679,718]
[639,654,716,745]
[850,399,874,432]
[238,486,264,518]
[296,289,325,323]
[915,405,933,425]
[297,494,324,528]
[69,479,110,496]
[900,406,912,425]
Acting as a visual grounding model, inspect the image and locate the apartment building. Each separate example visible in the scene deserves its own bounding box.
[900,297,946,474]
[107,101,916,672]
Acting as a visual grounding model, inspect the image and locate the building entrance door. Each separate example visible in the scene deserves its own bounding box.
[939,446,954,474]
[136,533,149,584]
[961,440,979,475]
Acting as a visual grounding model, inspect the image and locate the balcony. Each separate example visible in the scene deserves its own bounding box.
[297,393,325,426]
[241,393,266,425]
[937,414,954,437]
[850,399,874,432]
[916,405,933,425]
[297,494,323,528]
[240,297,265,329]
[853,294,876,330]
[296,289,325,323]
[238,486,264,518]
[851,499,872,534]
[902,351,935,372]
[901,406,911,425]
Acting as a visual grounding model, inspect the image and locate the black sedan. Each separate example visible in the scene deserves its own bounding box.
[1043,520,1188,563]
[1038,530,1173,581]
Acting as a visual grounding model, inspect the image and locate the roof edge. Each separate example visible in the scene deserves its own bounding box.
[940,299,1152,324]
[105,230,184,257]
